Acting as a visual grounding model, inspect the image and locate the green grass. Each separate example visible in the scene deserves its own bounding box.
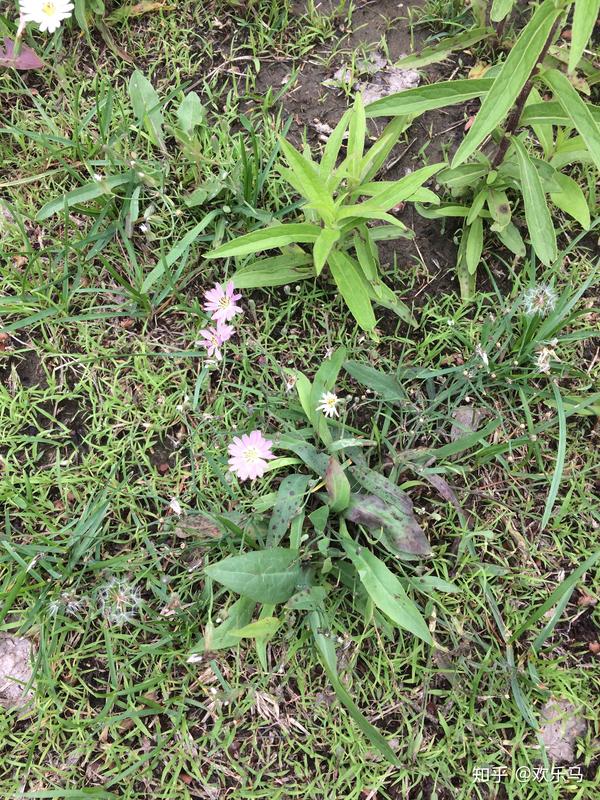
[1,1,599,798]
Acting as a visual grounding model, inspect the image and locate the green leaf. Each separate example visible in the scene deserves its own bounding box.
[341,536,432,643]
[437,162,490,192]
[314,227,341,275]
[176,91,205,135]
[267,475,311,547]
[350,164,443,213]
[325,457,351,513]
[540,382,567,531]
[128,70,165,149]
[231,253,315,288]
[231,616,281,640]
[452,0,562,167]
[365,78,493,118]
[279,137,336,222]
[520,100,600,128]
[490,0,514,22]
[523,88,554,157]
[309,608,399,763]
[465,217,483,275]
[495,221,526,257]
[347,93,366,181]
[568,0,600,73]
[541,68,600,172]
[36,174,131,221]
[205,223,322,259]
[466,188,488,224]
[360,116,411,183]
[512,137,557,266]
[328,250,376,331]
[487,188,511,230]
[549,171,590,228]
[192,597,256,652]
[394,27,492,69]
[343,360,405,401]
[205,548,301,604]
[345,493,431,557]
[321,108,352,177]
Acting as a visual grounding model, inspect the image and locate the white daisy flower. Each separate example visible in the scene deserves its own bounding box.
[19,0,74,33]
[317,391,340,418]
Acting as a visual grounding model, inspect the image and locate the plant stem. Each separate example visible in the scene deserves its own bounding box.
[491,19,561,168]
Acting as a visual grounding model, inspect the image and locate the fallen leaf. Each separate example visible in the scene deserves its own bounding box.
[0,38,44,70]
[450,406,485,442]
[174,514,221,540]
[108,0,174,22]
[540,699,586,763]
[0,634,34,710]
[345,492,431,556]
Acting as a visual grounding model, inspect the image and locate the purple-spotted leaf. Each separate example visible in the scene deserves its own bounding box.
[345,493,431,557]
[0,39,44,70]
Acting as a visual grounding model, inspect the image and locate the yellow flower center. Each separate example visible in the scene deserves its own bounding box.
[243,447,259,463]
[42,1,56,13]
[218,296,231,309]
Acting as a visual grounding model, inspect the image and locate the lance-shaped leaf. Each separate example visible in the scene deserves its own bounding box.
[313,227,340,275]
[325,457,351,513]
[490,0,514,22]
[341,537,432,643]
[205,223,322,259]
[231,253,314,288]
[37,174,132,221]
[452,0,562,167]
[328,250,376,331]
[465,217,483,275]
[512,137,557,266]
[129,70,165,149]
[345,493,431,557]
[394,27,492,70]
[549,172,590,229]
[279,137,336,222]
[568,0,600,73]
[205,548,301,604]
[267,474,311,547]
[191,597,256,653]
[365,78,493,118]
[541,68,600,172]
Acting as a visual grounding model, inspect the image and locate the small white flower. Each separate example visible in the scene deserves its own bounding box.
[285,373,297,393]
[169,498,182,516]
[523,284,557,317]
[317,391,340,418]
[19,0,74,33]
[475,344,489,368]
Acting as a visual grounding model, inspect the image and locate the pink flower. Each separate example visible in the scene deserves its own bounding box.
[203,281,242,323]
[198,321,234,361]
[227,430,275,481]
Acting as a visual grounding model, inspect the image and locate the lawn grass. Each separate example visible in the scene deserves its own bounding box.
[1,1,599,798]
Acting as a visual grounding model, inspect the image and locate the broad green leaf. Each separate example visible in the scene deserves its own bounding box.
[349,164,444,213]
[465,217,483,275]
[279,138,336,222]
[231,253,315,288]
[321,108,352,177]
[523,87,554,158]
[277,435,329,475]
[360,116,411,183]
[487,188,511,230]
[325,457,351,513]
[394,27,492,69]
[205,223,321,259]
[192,597,256,652]
[549,171,590,228]
[368,224,414,241]
[231,616,281,639]
[437,162,490,192]
[416,203,471,218]
[490,0,514,21]
[176,91,204,135]
[205,548,301,604]
[365,78,493,118]
[36,174,131,221]
[568,0,600,73]
[328,250,376,331]
[343,360,405,401]
[541,68,600,172]
[550,135,594,169]
[342,537,432,643]
[129,70,165,148]
[452,0,562,167]
[347,93,366,181]
[519,100,600,128]
[267,475,311,547]
[467,188,488,224]
[313,227,341,275]
[309,608,399,763]
[512,137,557,266]
[495,221,526,257]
